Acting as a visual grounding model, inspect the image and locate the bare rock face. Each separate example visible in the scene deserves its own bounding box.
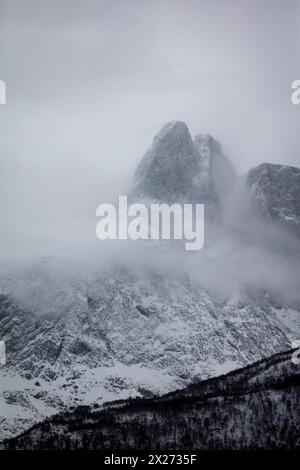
[193,133,236,211]
[246,163,300,237]
[132,121,198,201]
[130,121,236,219]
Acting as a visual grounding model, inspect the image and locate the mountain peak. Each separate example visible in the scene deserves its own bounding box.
[193,134,222,158]
[151,120,192,149]
[130,121,236,211]
[246,162,300,236]
[131,121,197,202]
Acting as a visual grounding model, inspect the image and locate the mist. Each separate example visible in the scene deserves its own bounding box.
[0,0,299,311]
[0,0,300,260]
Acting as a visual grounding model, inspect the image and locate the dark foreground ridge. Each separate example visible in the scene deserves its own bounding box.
[3,349,300,450]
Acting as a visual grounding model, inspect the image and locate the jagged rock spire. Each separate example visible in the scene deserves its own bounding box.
[130,121,236,216]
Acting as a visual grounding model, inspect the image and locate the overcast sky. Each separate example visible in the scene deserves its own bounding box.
[0,0,299,258]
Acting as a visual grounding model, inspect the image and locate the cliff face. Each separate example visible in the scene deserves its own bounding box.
[246,163,300,237]
[130,121,236,219]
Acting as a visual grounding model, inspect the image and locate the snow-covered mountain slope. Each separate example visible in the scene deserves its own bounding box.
[0,256,297,441]
[0,121,299,442]
[4,349,300,450]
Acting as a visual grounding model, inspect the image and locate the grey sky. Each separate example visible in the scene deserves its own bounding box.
[0,0,299,257]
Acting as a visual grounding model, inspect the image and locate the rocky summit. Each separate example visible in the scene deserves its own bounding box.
[130,121,236,219]
[246,163,300,237]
